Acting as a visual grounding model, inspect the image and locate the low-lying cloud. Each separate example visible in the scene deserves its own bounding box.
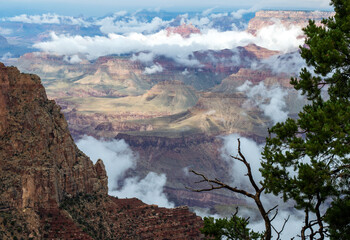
[76,136,174,208]
[144,63,163,74]
[110,172,174,208]
[238,81,289,124]
[260,50,307,75]
[97,16,170,35]
[33,22,303,66]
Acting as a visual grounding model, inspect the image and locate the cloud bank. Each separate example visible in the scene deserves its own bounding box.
[76,136,174,208]
[238,81,289,124]
[33,22,303,65]
[97,16,170,35]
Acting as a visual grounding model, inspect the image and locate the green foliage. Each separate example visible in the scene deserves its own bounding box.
[201,214,263,240]
[325,196,350,240]
[261,0,350,238]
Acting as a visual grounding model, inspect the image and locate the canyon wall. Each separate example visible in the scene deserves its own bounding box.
[0,63,203,239]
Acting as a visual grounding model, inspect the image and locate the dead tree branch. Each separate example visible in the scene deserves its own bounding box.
[188,138,284,240]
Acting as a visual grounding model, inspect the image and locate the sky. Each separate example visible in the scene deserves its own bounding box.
[0,0,333,17]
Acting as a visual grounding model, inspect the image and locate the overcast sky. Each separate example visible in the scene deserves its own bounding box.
[0,0,333,17]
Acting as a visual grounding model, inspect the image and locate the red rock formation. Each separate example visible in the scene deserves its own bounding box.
[0,63,204,239]
[243,44,280,59]
[62,195,204,239]
[166,23,201,38]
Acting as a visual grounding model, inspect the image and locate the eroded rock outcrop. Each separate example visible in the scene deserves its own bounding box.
[0,63,203,239]
[0,62,108,209]
[166,23,201,38]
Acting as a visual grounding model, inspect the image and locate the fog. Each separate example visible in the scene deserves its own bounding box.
[237,81,289,124]
[33,21,303,66]
[77,136,174,208]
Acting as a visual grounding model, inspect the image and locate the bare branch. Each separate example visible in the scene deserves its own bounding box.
[232,139,261,193]
[188,170,255,198]
[269,208,279,223]
[272,215,290,240]
[266,205,278,216]
[187,139,286,240]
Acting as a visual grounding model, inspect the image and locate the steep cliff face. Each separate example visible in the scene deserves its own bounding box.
[0,63,203,239]
[0,62,108,210]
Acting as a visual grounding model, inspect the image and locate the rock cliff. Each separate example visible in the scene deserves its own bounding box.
[247,10,335,35]
[0,63,203,239]
[0,62,108,209]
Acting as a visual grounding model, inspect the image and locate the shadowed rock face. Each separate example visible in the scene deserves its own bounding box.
[0,63,203,239]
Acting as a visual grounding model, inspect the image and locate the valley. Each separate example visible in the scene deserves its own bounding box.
[2,9,333,213]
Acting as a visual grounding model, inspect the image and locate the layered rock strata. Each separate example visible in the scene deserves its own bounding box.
[248,10,335,35]
[0,62,108,209]
[0,63,203,239]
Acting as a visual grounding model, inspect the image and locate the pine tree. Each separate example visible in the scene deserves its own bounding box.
[261,1,350,239]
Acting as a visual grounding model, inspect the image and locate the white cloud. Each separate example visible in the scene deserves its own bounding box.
[220,134,264,191]
[144,63,163,74]
[63,54,82,64]
[201,7,216,16]
[259,51,307,75]
[0,27,13,35]
[181,15,212,29]
[97,16,170,35]
[110,172,175,208]
[1,52,12,61]
[33,22,303,66]
[231,5,260,19]
[76,136,174,208]
[131,52,155,63]
[218,134,320,240]
[209,12,228,18]
[255,22,304,52]
[182,68,189,75]
[2,13,91,26]
[77,136,137,188]
[238,81,289,124]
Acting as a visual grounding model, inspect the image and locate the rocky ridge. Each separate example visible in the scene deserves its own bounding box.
[247,10,335,35]
[0,63,203,239]
[166,23,201,38]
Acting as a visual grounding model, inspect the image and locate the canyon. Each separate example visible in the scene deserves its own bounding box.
[0,63,203,239]
[2,10,333,216]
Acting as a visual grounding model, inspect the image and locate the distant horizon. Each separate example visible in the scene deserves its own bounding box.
[0,0,334,18]
[0,8,335,19]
